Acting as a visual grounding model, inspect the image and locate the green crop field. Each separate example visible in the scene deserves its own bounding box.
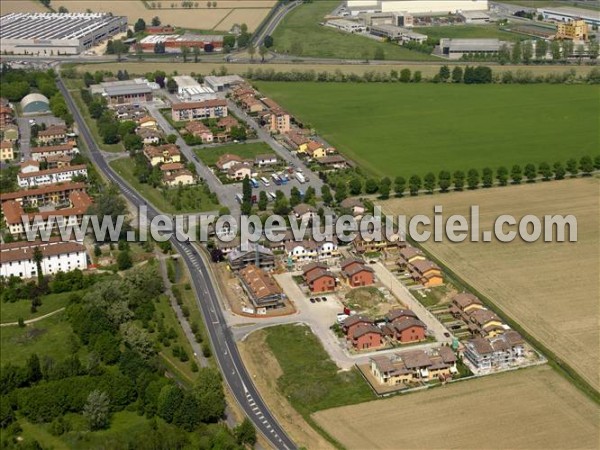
[413,25,527,42]
[256,82,600,178]
[271,1,437,61]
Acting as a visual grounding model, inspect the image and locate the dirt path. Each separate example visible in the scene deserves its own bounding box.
[0,307,65,327]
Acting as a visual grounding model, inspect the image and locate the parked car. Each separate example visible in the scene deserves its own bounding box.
[316,298,322,302]
[310,298,316,303]
[321,297,327,302]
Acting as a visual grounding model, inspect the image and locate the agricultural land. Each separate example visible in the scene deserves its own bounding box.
[382,178,599,392]
[314,365,599,449]
[255,82,599,178]
[50,0,275,31]
[0,0,49,14]
[194,141,274,166]
[271,1,436,61]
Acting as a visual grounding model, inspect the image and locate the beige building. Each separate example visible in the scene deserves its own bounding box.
[556,20,589,41]
[1,141,15,161]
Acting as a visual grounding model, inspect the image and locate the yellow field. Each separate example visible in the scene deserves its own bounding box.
[74,62,598,78]
[314,365,599,449]
[382,178,599,391]
[214,8,271,32]
[50,0,274,31]
[0,0,49,14]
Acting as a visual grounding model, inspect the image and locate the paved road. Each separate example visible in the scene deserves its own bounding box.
[252,0,302,48]
[58,77,296,450]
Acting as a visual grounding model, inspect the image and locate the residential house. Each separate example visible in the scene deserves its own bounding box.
[45,155,72,169]
[171,99,228,122]
[217,116,239,132]
[384,318,427,343]
[0,141,15,161]
[293,203,317,223]
[370,355,414,385]
[239,265,284,309]
[215,236,241,256]
[398,245,426,269]
[0,106,14,130]
[254,154,278,167]
[303,263,336,293]
[227,163,252,181]
[240,96,266,114]
[317,154,348,170]
[342,315,374,334]
[349,324,383,350]
[408,260,443,287]
[467,309,506,338]
[20,160,40,174]
[136,127,162,145]
[463,331,525,372]
[228,243,275,271]
[449,293,484,321]
[137,116,158,130]
[37,125,67,144]
[216,153,243,171]
[160,163,195,186]
[17,164,88,188]
[285,131,310,153]
[31,143,76,161]
[287,240,318,263]
[340,257,375,288]
[0,237,87,279]
[143,144,181,166]
[340,198,366,217]
[353,235,399,254]
[305,140,326,159]
[185,121,214,143]
[371,347,457,385]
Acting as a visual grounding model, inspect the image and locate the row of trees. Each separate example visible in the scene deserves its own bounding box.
[391,156,599,197]
[242,66,600,85]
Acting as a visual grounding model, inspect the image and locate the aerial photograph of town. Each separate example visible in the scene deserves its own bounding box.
[0,0,598,448]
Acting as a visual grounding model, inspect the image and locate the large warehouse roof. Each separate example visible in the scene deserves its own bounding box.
[0,13,125,40]
[441,38,502,52]
[21,93,49,109]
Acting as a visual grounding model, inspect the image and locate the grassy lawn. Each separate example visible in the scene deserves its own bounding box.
[109,157,219,213]
[1,291,81,324]
[272,1,437,61]
[195,141,275,166]
[413,25,527,42]
[0,313,84,366]
[255,82,599,178]
[70,89,124,153]
[264,324,375,416]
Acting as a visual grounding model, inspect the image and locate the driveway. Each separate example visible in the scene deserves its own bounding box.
[370,262,452,345]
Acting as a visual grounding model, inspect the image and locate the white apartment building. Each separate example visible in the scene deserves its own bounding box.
[17,164,88,188]
[0,238,87,279]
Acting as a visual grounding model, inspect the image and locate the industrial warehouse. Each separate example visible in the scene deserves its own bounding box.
[0,13,127,55]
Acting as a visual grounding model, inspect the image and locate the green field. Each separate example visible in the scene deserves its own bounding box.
[264,324,375,416]
[1,291,78,324]
[109,158,219,213]
[256,82,600,178]
[413,25,527,42]
[0,313,84,366]
[272,1,437,61]
[195,141,275,166]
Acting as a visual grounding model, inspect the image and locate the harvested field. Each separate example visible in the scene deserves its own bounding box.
[214,8,271,32]
[314,365,599,450]
[51,0,273,31]
[0,0,49,13]
[382,178,599,391]
[73,62,598,79]
[237,330,335,450]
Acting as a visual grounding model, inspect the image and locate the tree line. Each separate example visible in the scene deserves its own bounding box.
[346,155,599,199]
[242,66,600,85]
